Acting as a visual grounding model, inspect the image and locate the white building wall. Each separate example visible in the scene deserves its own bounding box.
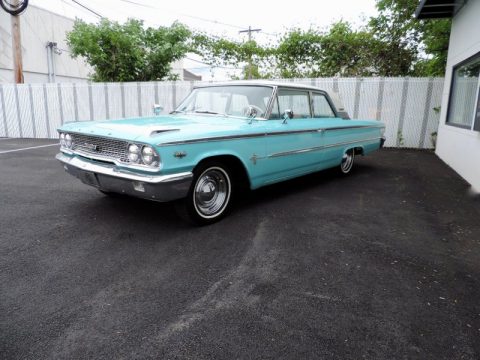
[436,0,480,190]
[0,5,91,83]
[170,60,184,80]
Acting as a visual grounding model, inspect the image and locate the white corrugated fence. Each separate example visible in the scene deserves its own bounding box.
[0,77,444,148]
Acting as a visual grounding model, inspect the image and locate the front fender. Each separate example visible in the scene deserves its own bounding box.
[156,138,265,188]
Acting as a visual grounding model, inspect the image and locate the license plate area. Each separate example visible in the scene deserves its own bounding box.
[80,171,100,187]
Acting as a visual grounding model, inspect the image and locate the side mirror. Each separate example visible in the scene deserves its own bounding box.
[283,109,293,123]
[153,104,164,116]
[244,106,258,118]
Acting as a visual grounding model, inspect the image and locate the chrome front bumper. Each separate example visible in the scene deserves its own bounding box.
[56,153,193,202]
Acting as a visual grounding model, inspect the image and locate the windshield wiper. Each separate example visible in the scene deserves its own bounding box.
[194,110,223,115]
[170,110,185,114]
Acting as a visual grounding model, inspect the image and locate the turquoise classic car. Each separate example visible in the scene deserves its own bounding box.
[56,81,386,224]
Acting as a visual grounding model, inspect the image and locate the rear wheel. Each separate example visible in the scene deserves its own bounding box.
[340,150,355,174]
[175,161,233,225]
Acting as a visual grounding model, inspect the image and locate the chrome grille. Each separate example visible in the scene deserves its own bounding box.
[70,133,130,163]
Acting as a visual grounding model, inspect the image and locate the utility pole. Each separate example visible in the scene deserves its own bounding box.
[10,0,24,83]
[239,26,261,80]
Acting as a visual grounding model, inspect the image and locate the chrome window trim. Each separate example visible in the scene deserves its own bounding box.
[177,84,276,121]
[264,86,278,120]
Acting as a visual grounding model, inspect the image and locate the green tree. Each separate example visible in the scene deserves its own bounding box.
[193,33,273,79]
[369,0,451,76]
[275,28,323,78]
[276,21,392,78]
[67,19,192,82]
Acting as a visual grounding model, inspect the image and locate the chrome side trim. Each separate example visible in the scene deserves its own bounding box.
[324,125,384,131]
[269,145,324,158]
[158,133,265,146]
[56,153,192,184]
[157,125,382,146]
[158,128,321,146]
[322,136,382,149]
[268,137,382,158]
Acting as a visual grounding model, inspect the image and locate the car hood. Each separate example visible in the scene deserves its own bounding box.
[59,115,253,144]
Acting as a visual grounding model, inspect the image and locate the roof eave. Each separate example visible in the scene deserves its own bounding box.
[415,0,466,19]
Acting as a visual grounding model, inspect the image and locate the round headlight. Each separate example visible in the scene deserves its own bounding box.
[128,144,140,163]
[65,134,72,148]
[141,145,155,165]
[60,133,66,147]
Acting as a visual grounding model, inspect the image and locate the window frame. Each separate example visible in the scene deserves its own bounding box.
[311,91,337,119]
[275,88,313,119]
[446,50,480,131]
[268,86,340,120]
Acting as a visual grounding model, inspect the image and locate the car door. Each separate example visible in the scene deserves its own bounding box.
[263,88,325,183]
[311,92,348,166]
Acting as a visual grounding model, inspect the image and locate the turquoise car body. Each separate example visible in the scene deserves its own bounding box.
[58,115,382,189]
[56,81,385,203]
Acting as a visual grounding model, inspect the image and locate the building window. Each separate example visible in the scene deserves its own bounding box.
[447,52,480,129]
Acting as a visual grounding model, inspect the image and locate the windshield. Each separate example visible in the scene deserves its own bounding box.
[174,85,274,119]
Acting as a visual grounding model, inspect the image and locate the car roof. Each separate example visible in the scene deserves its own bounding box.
[193,80,326,92]
[192,80,350,119]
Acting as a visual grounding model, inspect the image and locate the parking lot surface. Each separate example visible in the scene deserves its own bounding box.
[1,139,480,359]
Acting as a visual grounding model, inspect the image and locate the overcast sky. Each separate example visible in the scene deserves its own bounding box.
[30,0,378,79]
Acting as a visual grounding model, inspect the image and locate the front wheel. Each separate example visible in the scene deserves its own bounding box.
[175,162,233,225]
[340,150,355,174]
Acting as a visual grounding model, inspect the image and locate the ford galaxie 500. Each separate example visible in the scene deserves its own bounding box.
[56,81,386,224]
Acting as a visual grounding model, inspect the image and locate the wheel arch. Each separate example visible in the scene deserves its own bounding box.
[194,153,252,190]
[344,146,364,156]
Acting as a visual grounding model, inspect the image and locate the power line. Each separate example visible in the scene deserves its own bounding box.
[185,57,213,65]
[185,58,240,70]
[71,0,104,18]
[117,0,153,7]
[114,0,251,31]
[74,0,279,39]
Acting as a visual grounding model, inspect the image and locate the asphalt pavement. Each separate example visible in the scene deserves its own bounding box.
[1,139,480,359]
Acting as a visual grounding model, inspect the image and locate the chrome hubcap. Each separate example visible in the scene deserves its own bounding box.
[341,152,354,173]
[194,168,230,217]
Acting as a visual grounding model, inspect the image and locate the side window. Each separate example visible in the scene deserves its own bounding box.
[312,93,335,118]
[277,89,311,118]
